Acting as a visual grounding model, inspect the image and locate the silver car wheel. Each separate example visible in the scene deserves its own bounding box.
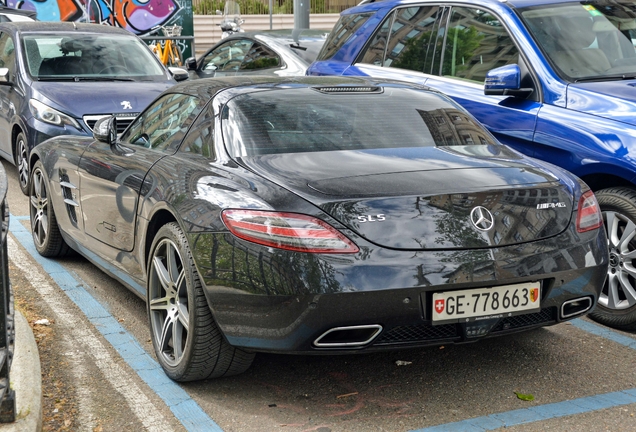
[601,210,636,310]
[17,136,29,194]
[148,238,189,367]
[30,166,49,249]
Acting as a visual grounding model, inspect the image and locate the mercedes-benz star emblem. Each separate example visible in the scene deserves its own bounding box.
[470,206,495,231]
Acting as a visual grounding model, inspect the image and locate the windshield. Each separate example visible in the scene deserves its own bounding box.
[221,87,499,157]
[22,34,167,80]
[520,1,636,80]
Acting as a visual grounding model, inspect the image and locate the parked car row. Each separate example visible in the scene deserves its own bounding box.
[1,0,632,382]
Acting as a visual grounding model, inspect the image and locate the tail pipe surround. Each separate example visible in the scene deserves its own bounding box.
[313,324,383,348]
[560,296,593,319]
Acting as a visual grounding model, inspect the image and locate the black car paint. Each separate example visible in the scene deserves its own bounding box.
[31,76,608,354]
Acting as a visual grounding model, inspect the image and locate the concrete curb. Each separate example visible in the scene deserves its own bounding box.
[1,310,42,432]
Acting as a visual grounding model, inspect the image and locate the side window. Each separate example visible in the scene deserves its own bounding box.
[240,42,281,70]
[359,13,394,66]
[120,93,202,153]
[200,39,253,73]
[316,13,372,61]
[443,7,519,83]
[381,6,444,73]
[179,108,215,159]
[0,33,15,78]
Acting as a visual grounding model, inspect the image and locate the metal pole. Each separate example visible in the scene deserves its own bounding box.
[293,0,310,30]
[269,0,273,30]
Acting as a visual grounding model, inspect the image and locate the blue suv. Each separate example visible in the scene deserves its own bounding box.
[308,0,636,330]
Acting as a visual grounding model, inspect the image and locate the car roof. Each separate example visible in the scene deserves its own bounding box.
[0,21,136,36]
[353,0,577,12]
[168,75,435,101]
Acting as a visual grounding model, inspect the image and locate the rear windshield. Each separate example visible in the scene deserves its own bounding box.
[316,13,372,60]
[221,87,498,157]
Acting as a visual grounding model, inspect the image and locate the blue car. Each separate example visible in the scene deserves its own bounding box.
[307,0,636,330]
[0,22,187,195]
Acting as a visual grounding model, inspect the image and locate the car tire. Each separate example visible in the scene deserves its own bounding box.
[16,132,29,196]
[29,160,71,257]
[147,222,255,381]
[589,187,636,330]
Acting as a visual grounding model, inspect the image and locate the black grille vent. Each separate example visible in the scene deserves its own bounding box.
[374,324,458,345]
[59,173,77,225]
[84,114,139,134]
[491,308,556,332]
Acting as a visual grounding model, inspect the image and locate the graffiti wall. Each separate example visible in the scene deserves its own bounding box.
[5,0,194,57]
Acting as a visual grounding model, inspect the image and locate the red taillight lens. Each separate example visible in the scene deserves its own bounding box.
[221,210,359,254]
[576,190,602,233]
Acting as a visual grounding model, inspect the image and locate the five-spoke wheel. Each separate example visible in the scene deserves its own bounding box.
[29,160,69,257]
[147,223,254,381]
[16,133,29,195]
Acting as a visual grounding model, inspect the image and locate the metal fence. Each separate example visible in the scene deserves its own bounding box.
[193,0,358,15]
[0,164,15,423]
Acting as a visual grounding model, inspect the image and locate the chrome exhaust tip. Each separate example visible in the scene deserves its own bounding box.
[313,324,383,347]
[561,296,593,319]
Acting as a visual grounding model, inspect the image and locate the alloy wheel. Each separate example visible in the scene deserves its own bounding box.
[148,238,190,367]
[30,166,49,249]
[601,210,636,310]
[17,137,29,192]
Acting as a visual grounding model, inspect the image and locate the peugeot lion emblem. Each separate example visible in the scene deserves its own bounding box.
[121,101,132,110]
[470,206,495,231]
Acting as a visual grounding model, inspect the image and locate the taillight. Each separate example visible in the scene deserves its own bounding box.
[576,190,602,233]
[221,210,359,254]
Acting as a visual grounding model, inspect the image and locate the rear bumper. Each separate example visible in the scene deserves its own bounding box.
[190,224,608,354]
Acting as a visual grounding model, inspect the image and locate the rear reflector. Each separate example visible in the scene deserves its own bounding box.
[576,190,602,233]
[221,210,359,253]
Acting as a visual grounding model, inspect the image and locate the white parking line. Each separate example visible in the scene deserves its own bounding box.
[8,236,172,432]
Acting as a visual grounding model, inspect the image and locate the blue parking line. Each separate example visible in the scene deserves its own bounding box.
[9,215,223,432]
[412,319,636,432]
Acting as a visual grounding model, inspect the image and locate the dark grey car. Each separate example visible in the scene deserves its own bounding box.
[185,30,328,79]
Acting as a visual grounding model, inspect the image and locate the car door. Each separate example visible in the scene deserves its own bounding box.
[415,6,541,153]
[78,93,201,252]
[0,31,17,160]
[196,38,254,78]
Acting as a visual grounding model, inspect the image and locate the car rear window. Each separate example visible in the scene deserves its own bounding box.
[221,86,498,157]
[316,13,372,61]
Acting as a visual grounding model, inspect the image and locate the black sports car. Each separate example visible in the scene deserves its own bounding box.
[28,76,609,382]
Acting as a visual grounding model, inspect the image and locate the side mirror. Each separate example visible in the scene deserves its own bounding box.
[484,64,533,98]
[93,116,117,145]
[168,66,189,82]
[0,67,10,85]
[185,57,197,71]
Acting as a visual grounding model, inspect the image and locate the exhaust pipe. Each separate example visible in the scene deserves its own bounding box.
[561,296,593,319]
[314,324,382,347]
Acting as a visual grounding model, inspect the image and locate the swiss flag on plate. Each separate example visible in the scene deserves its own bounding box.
[434,299,445,314]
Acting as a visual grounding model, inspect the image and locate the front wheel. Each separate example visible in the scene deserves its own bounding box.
[147,222,254,381]
[16,132,29,195]
[30,160,71,257]
[589,187,636,330]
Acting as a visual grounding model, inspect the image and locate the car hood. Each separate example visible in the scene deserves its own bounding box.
[567,80,636,126]
[238,146,575,250]
[31,80,174,118]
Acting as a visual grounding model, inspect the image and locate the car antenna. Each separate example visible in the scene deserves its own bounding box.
[290,28,307,51]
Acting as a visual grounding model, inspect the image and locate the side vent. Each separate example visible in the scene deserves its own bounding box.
[59,174,78,226]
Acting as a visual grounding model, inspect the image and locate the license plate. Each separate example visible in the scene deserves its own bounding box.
[431,282,541,324]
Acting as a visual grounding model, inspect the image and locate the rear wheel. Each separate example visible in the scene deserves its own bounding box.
[30,160,70,257]
[590,187,636,330]
[16,133,29,195]
[147,222,254,381]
